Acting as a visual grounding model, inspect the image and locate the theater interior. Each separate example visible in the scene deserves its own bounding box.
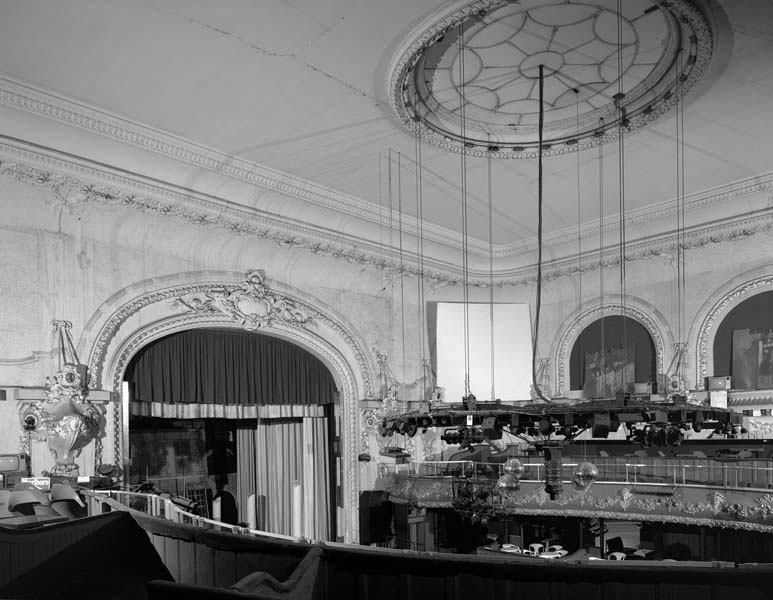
[2,0,773,598]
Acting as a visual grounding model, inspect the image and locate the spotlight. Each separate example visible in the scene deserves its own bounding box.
[22,414,37,432]
[538,419,554,436]
[441,428,463,445]
[398,418,418,437]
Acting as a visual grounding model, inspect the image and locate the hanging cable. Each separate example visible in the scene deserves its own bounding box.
[598,117,606,385]
[616,0,628,371]
[397,150,408,413]
[675,49,687,380]
[458,24,472,399]
[414,116,428,401]
[532,64,550,403]
[387,149,395,392]
[488,151,496,402]
[575,89,583,387]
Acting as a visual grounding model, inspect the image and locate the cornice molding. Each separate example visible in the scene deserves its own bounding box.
[0,144,462,286]
[0,77,481,255]
[1,75,771,263]
[2,141,773,288]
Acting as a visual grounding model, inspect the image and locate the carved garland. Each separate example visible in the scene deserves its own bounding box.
[555,304,666,395]
[696,275,773,383]
[0,156,460,286]
[87,275,375,398]
[2,156,773,287]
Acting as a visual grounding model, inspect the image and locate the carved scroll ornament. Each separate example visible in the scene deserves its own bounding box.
[172,269,311,330]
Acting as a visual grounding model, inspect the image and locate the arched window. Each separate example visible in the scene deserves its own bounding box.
[713,291,773,389]
[569,316,657,396]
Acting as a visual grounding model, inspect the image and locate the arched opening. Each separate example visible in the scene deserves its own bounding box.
[569,316,657,396]
[712,291,773,389]
[123,327,338,540]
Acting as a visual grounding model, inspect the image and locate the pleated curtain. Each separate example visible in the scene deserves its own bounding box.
[236,408,330,540]
[301,416,330,540]
[126,329,337,409]
[236,424,257,527]
[126,329,335,539]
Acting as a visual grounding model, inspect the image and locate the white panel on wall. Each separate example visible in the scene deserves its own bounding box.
[436,302,532,403]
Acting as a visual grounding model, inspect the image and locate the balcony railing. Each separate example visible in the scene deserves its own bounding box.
[379,456,773,489]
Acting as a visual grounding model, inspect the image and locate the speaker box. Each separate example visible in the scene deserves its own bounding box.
[0,454,23,472]
[706,376,731,391]
[592,414,611,438]
[481,416,502,440]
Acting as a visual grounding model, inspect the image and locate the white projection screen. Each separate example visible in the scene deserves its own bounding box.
[435,302,532,403]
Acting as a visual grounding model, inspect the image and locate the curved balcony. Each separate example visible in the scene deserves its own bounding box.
[381,458,773,534]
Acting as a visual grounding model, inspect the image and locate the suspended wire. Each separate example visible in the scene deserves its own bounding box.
[414,118,428,400]
[532,64,550,403]
[387,149,395,386]
[397,151,408,412]
[575,89,584,391]
[458,24,472,398]
[598,118,605,369]
[379,153,384,265]
[616,0,628,371]
[488,152,496,402]
[675,49,686,377]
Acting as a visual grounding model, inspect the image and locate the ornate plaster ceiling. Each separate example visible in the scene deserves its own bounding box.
[390,0,712,157]
[0,0,770,279]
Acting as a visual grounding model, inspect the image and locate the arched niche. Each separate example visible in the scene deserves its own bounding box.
[78,269,375,544]
[568,315,658,393]
[553,300,669,396]
[695,271,773,386]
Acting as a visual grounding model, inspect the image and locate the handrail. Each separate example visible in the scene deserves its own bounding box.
[86,490,304,543]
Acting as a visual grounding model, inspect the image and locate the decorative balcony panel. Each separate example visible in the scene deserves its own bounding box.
[387,474,773,533]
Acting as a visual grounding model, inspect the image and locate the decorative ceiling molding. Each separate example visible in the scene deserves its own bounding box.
[0,74,764,261]
[2,144,772,288]
[388,0,712,158]
[0,146,461,286]
[0,77,482,255]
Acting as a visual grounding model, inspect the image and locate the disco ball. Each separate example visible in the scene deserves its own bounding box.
[497,473,521,501]
[572,461,599,492]
[503,458,524,478]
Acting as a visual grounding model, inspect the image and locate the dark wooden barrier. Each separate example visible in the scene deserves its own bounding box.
[0,511,171,599]
[12,495,772,600]
[130,509,308,588]
[318,543,773,600]
[0,512,130,588]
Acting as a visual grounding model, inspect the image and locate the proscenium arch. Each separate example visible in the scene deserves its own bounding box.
[81,270,374,544]
[553,299,669,396]
[694,271,773,386]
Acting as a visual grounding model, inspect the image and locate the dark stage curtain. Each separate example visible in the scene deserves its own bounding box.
[125,329,337,406]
